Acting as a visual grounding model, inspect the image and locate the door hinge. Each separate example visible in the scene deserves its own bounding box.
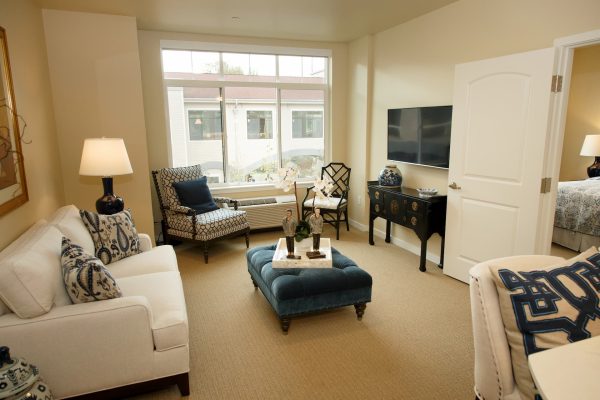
[551,75,563,93]
[540,177,552,193]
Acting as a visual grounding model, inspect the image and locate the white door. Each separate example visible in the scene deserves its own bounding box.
[443,48,556,283]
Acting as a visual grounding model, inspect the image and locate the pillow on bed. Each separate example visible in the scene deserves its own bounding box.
[489,247,600,400]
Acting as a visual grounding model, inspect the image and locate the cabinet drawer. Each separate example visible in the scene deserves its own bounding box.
[369,189,385,215]
[384,197,405,225]
[407,199,426,215]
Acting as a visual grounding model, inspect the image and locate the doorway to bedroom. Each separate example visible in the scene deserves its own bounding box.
[550,43,600,258]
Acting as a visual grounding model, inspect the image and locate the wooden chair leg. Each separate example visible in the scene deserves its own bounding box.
[202,242,209,264]
[335,211,341,240]
[345,210,350,231]
[245,231,250,248]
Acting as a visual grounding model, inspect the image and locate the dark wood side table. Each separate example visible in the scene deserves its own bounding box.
[367,181,447,272]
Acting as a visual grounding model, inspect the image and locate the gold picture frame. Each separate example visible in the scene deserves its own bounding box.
[0,26,28,216]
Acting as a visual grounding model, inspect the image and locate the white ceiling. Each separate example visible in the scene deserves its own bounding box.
[34,0,458,42]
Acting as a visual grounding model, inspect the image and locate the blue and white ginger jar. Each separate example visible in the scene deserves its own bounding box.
[378,165,402,186]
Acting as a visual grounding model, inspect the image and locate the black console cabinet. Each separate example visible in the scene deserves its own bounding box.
[367,181,447,272]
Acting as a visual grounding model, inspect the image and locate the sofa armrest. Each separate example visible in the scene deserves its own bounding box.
[469,255,564,399]
[0,296,156,398]
[138,233,153,252]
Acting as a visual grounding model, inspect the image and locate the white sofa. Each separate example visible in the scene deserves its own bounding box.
[0,205,189,399]
[469,254,565,400]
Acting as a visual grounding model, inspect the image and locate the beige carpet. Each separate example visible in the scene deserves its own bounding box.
[135,227,474,400]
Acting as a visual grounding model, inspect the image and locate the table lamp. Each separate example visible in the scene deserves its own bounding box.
[580,134,600,178]
[79,138,133,214]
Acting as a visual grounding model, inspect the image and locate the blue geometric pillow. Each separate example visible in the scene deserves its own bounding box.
[491,248,600,400]
[172,176,219,214]
[60,237,122,303]
[79,209,141,264]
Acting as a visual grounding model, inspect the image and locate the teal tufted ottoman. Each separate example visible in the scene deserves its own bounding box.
[246,244,372,333]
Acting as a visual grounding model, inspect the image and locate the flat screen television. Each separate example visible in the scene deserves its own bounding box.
[387,105,452,169]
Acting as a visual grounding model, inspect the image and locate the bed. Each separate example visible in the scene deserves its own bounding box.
[553,178,600,251]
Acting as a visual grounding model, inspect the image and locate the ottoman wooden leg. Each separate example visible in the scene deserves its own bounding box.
[280,318,291,334]
[354,303,367,320]
[251,276,258,289]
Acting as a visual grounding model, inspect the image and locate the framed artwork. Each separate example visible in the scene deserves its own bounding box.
[0,26,28,216]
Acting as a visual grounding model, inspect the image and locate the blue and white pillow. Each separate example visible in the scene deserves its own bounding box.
[61,236,122,303]
[491,247,600,400]
[79,209,141,264]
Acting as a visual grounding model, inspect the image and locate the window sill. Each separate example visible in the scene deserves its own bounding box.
[210,181,312,195]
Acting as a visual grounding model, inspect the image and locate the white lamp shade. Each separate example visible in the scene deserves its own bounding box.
[79,138,133,176]
[580,134,600,156]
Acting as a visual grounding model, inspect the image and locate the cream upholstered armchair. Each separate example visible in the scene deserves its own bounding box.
[469,255,565,400]
[152,164,250,263]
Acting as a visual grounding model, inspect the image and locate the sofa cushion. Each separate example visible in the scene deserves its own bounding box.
[117,271,188,351]
[48,205,95,255]
[0,220,46,317]
[106,245,178,279]
[61,237,122,303]
[489,247,600,400]
[80,209,141,265]
[172,176,219,214]
[0,222,64,318]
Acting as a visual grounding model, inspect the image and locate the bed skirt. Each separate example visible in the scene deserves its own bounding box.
[552,226,600,252]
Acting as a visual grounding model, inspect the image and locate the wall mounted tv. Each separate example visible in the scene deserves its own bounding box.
[387,105,452,169]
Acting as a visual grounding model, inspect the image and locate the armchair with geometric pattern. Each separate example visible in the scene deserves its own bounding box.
[152,164,250,263]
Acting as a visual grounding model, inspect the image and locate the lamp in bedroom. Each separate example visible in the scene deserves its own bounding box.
[580,134,600,178]
[79,137,133,215]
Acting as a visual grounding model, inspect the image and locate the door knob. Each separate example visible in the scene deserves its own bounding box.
[448,182,462,190]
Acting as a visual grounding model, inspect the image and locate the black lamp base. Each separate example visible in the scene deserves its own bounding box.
[96,177,125,215]
[587,156,600,178]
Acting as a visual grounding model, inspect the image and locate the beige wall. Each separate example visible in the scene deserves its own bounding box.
[137,30,348,225]
[347,0,600,259]
[346,36,373,226]
[560,44,600,181]
[43,10,154,237]
[0,0,65,250]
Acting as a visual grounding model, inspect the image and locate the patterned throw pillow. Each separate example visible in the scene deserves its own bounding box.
[79,209,141,264]
[60,237,122,303]
[490,247,600,400]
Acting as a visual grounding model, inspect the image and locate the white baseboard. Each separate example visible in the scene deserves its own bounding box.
[349,219,441,265]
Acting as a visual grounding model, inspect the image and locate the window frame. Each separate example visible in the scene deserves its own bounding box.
[161,42,331,188]
[246,110,274,140]
[291,109,324,139]
[187,109,223,141]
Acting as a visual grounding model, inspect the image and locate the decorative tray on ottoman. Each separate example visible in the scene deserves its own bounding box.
[272,238,332,268]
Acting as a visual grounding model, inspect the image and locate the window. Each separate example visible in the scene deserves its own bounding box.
[292,111,323,138]
[188,110,222,140]
[163,47,329,185]
[247,111,273,139]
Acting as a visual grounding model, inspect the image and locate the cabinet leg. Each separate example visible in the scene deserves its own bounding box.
[438,234,445,269]
[385,220,391,243]
[419,239,427,272]
[369,215,375,245]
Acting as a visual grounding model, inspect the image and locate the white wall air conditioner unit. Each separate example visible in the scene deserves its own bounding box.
[238,195,299,230]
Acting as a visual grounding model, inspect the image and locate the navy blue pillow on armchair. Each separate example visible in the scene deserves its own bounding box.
[172,177,219,214]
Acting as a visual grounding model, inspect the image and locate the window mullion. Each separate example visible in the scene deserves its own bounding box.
[220,87,228,183]
[277,88,283,169]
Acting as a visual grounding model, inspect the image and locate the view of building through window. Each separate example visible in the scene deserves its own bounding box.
[163,48,328,185]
